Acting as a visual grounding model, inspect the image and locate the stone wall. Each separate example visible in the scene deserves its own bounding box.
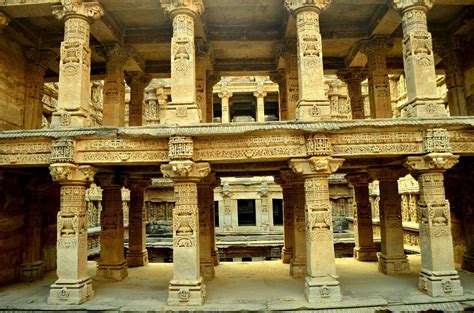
[0,36,26,130]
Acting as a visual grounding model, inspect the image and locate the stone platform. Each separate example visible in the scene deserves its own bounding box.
[0,255,473,312]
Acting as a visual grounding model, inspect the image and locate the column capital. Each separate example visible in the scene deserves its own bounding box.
[96,173,127,189]
[52,0,104,22]
[49,163,96,184]
[126,71,152,88]
[160,0,204,18]
[253,90,268,98]
[337,67,367,83]
[218,91,233,99]
[198,172,220,188]
[285,0,331,14]
[0,12,10,31]
[346,172,372,186]
[275,169,303,186]
[404,153,459,173]
[101,43,130,64]
[368,166,406,181]
[290,156,344,177]
[359,36,393,55]
[161,161,210,181]
[391,0,434,14]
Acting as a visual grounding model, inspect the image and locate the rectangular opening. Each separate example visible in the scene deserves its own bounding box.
[237,199,256,226]
[272,198,283,226]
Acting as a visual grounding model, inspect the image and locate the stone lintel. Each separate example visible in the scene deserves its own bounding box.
[368,166,407,181]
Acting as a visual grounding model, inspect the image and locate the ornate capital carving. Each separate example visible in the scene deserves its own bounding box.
[218,91,233,99]
[52,0,104,21]
[125,71,152,88]
[337,67,367,82]
[160,0,204,17]
[289,156,344,177]
[0,12,10,31]
[285,0,331,14]
[405,153,459,172]
[49,163,96,183]
[391,0,434,14]
[359,36,393,56]
[346,172,372,187]
[161,161,210,180]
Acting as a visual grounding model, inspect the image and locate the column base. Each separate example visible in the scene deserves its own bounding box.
[354,247,378,262]
[304,276,342,303]
[296,100,331,121]
[378,253,410,274]
[168,278,206,306]
[418,269,463,297]
[290,259,306,278]
[399,98,447,118]
[96,261,128,281]
[162,103,201,125]
[20,261,44,282]
[462,254,474,272]
[51,110,91,128]
[200,261,215,280]
[48,277,94,305]
[211,249,220,266]
[281,247,293,264]
[127,250,149,267]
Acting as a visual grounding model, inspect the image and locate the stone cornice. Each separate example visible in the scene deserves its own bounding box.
[285,0,331,14]
[52,0,104,22]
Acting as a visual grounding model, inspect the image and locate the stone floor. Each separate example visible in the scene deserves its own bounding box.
[1,255,474,312]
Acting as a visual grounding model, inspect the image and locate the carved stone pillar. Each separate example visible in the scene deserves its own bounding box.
[102,44,129,127]
[21,177,52,281]
[285,1,331,121]
[127,177,151,267]
[218,91,232,123]
[283,40,299,121]
[206,74,219,123]
[291,178,306,277]
[161,160,210,305]
[51,0,104,128]
[346,173,377,261]
[48,163,96,305]
[392,0,447,117]
[254,88,267,123]
[24,49,56,129]
[442,37,467,116]
[161,0,204,125]
[290,156,344,303]
[196,39,208,123]
[96,174,128,281]
[359,36,393,119]
[405,153,463,296]
[127,72,152,126]
[337,68,367,119]
[198,173,218,280]
[275,171,296,264]
[369,167,410,274]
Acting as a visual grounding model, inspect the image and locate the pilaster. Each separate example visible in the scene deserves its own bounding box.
[346,173,377,262]
[290,156,344,303]
[218,91,232,123]
[392,0,447,117]
[161,0,204,125]
[337,68,367,119]
[254,83,267,123]
[359,36,393,119]
[126,177,151,267]
[196,39,209,123]
[405,152,463,297]
[282,39,299,120]
[102,44,129,126]
[275,171,297,265]
[47,163,97,305]
[51,0,104,128]
[95,173,128,281]
[206,74,220,123]
[285,0,331,121]
[126,72,152,126]
[368,167,410,274]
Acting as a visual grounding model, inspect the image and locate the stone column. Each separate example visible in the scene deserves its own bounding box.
[161,0,204,125]
[206,74,220,123]
[218,91,232,123]
[369,167,410,274]
[96,174,128,281]
[102,44,129,127]
[24,49,56,129]
[127,177,151,267]
[443,37,467,116]
[20,177,52,281]
[405,153,463,296]
[51,0,104,128]
[275,171,296,264]
[291,178,307,277]
[161,160,211,305]
[48,163,96,305]
[254,88,267,123]
[359,36,393,119]
[283,39,299,120]
[337,68,367,119]
[290,156,344,303]
[196,39,208,123]
[127,72,152,126]
[392,0,447,117]
[285,0,331,120]
[346,173,377,261]
[198,173,218,280]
